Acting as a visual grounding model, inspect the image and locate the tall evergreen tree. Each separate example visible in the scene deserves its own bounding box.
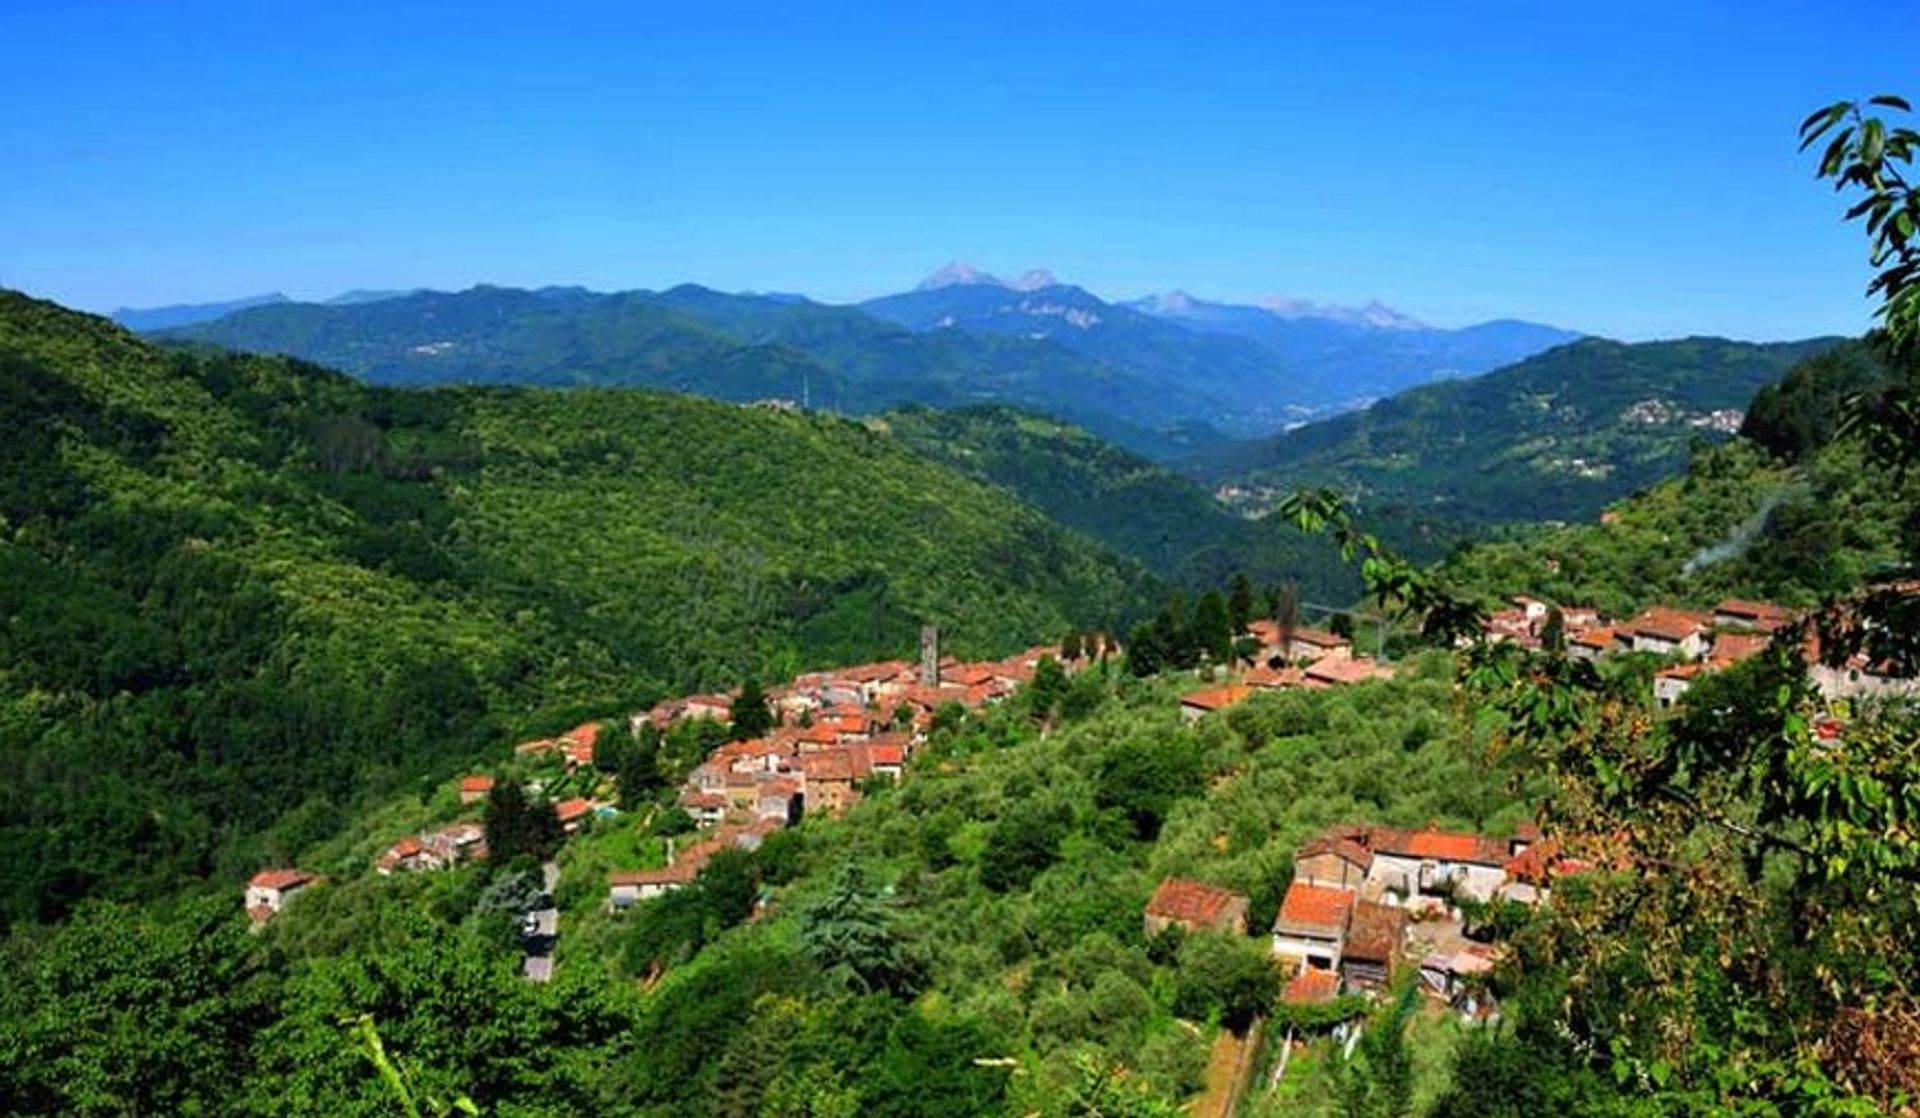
[731,679,774,741]
[1194,590,1233,665]
[1228,572,1256,633]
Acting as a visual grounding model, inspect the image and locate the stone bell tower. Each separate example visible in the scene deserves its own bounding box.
[919,624,940,688]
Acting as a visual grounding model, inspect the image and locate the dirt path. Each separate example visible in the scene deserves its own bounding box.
[1192,1018,1263,1118]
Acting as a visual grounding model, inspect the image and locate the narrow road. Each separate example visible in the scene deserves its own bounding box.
[521,860,560,983]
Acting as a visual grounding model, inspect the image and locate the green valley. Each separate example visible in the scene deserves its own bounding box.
[0,290,1154,927]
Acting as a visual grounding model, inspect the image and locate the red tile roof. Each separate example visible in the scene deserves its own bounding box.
[564,721,603,748]
[458,774,495,795]
[1629,607,1711,643]
[869,743,905,766]
[1145,877,1248,929]
[1282,968,1342,1005]
[249,868,314,891]
[1297,834,1374,873]
[1182,684,1253,712]
[1343,901,1406,964]
[1370,826,1507,865]
[1709,631,1770,668]
[1304,656,1392,686]
[555,797,594,823]
[1275,881,1355,933]
[1715,599,1795,628]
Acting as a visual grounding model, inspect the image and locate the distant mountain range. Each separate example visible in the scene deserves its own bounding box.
[132,267,1580,459]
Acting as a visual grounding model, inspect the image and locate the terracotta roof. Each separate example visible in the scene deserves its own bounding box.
[1245,664,1305,689]
[1304,656,1392,686]
[1715,599,1795,628]
[1343,901,1406,964]
[841,660,912,684]
[1504,839,1584,885]
[458,774,495,794]
[1275,881,1355,934]
[1145,877,1247,928]
[565,721,603,748]
[608,864,697,888]
[555,797,594,823]
[1370,826,1506,866]
[1629,607,1710,643]
[1282,968,1342,1005]
[801,751,854,782]
[1182,684,1253,712]
[1297,835,1373,872]
[1290,626,1349,649]
[942,663,997,687]
[1709,632,1770,668]
[869,743,905,766]
[249,868,314,890]
[1569,626,1617,649]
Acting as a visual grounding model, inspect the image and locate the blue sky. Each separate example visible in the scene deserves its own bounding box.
[1,1,1913,339]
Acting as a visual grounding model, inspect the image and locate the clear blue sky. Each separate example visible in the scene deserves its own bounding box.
[1,1,1912,339]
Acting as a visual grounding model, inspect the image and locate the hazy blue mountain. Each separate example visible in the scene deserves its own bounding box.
[1126,289,1582,403]
[860,268,1309,433]
[110,292,290,331]
[325,288,427,305]
[155,284,1223,459]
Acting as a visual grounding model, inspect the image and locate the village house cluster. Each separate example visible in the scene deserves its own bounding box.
[1146,820,1583,1016]
[1482,594,1918,708]
[1179,621,1395,719]
[603,636,1104,905]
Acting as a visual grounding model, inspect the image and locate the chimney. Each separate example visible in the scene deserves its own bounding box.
[919,625,940,689]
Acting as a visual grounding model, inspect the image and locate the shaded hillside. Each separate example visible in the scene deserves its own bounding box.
[1191,335,1842,532]
[0,290,1154,926]
[877,405,1358,602]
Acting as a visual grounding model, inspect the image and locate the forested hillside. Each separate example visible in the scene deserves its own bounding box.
[1438,339,1912,616]
[877,405,1360,602]
[0,290,1154,927]
[1193,335,1840,535]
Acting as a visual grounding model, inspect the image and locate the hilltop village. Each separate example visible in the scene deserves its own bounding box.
[246,586,1913,1006]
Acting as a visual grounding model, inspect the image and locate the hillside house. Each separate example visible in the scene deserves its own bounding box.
[1303,655,1393,688]
[1286,627,1351,663]
[1654,662,1706,708]
[1714,599,1796,632]
[458,774,495,804]
[1143,877,1251,938]
[1180,684,1252,721]
[1293,832,1374,890]
[1624,608,1712,660]
[246,868,316,923]
[555,797,595,834]
[682,694,734,723]
[681,790,727,826]
[1365,826,1509,904]
[1271,881,1356,972]
[1341,900,1408,992]
[800,751,859,816]
[1568,626,1619,662]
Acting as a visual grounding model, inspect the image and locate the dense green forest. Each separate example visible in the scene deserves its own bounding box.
[0,290,1156,927]
[1190,335,1841,541]
[877,405,1360,602]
